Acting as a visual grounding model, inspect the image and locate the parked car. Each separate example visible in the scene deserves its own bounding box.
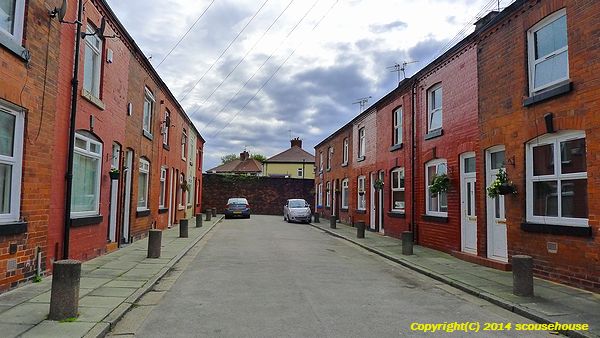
[224,198,251,219]
[283,199,312,223]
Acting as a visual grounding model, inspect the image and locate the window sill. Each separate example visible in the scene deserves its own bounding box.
[421,214,448,223]
[0,35,29,62]
[325,206,330,210]
[158,207,169,214]
[0,221,28,236]
[71,215,103,227]
[388,212,406,218]
[81,89,106,110]
[326,168,331,172]
[178,205,185,210]
[186,205,192,209]
[355,209,366,214]
[341,162,348,167]
[389,143,403,152]
[163,143,170,151]
[523,81,572,107]
[143,130,153,141]
[521,222,591,237]
[424,129,443,140]
[341,207,349,212]
[136,209,150,217]
[357,156,365,162]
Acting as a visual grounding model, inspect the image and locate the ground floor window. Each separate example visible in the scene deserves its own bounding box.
[0,104,24,223]
[391,168,405,213]
[357,176,366,210]
[326,181,331,207]
[341,178,349,208]
[425,159,447,217]
[159,167,167,208]
[137,158,150,211]
[72,131,102,217]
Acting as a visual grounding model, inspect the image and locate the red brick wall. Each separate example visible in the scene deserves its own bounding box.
[0,1,61,291]
[477,0,600,291]
[201,175,313,215]
[414,45,479,253]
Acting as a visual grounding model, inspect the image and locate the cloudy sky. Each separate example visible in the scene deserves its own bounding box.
[105,0,514,170]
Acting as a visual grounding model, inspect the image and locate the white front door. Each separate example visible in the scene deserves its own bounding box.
[122,150,133,244]
[370,172,376,230]
[108,143,120,243]
[486,146,508,262]
[460,152,477,254]
[378,170,384,234]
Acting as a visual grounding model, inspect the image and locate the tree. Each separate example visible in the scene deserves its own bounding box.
[251,154,267,162]
[221,154,239,164]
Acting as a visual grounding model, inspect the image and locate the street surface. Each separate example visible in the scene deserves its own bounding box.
[109,215,556,337]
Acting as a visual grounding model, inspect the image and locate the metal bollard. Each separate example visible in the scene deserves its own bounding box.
[513,255,534,297]
[402,231,413,255]
[49,260,81,321]
[196,214,203,227]
[211,207,217,217]
[205,210,211,221]
[313,213,320,223]
[179,219,189,238]
[329,215,336,229]
[356,221,365,238]
[147,229,162,258]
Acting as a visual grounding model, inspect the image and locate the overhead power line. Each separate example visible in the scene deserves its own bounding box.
[178,0,271,102]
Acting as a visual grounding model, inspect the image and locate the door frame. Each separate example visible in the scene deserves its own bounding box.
[370,172,376,230]
[108,143,120,243]
[378,170,384,234]
[486,145,508,262]
[460,152,477,254]
[121,149,133,244]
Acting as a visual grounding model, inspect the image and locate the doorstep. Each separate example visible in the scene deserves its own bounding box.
[451,251,512,271]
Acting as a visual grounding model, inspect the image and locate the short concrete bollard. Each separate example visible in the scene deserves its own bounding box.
[402,231,414,255]
[179,219,189,238]
[356,221,365,238]
[513,255,534,297]
[147,229,162,258]
[49,259,81,321]
[329,216,336,229]
[211,207,217,217]
[205,210,211,221]
[196,214,203,227]
[313,213,320,223]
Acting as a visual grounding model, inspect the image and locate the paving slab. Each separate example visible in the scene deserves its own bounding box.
[0,302,49,324]
[103,280,146,288]
[88,287,137,298]
[20,320,95,338]
[0,322,33,338]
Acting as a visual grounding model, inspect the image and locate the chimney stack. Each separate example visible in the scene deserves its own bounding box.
[290,137,302,148]
[240,151,249,161]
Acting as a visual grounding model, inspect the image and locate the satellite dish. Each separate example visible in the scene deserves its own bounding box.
[98,17,106,37]
[58,0,68,21]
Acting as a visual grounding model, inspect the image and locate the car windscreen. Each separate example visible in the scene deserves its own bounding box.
[288,200,307,208]
[228,198,247,205]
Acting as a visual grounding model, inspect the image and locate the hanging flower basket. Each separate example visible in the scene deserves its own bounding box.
[358,190,365,196]
[181,182,190,192]
[109,168,120,180]
[487,168,516,198]
[429,173,449,197]
[373,179,384,190]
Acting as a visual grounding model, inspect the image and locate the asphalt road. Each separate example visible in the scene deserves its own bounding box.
[119,215,555,337]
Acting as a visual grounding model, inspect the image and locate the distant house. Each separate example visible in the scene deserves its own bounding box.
[263,138,315,179]
[206,151,262,175]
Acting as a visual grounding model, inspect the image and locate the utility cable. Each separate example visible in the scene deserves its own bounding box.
[197,0,321,131]
[209,0,340,139]
[156,0,218,69]
[178,0,271,102]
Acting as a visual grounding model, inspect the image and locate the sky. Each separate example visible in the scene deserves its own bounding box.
[105,0,514,171]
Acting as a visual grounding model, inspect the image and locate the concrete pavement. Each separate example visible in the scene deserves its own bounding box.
[0,214,223,338]
[309,220,600,338]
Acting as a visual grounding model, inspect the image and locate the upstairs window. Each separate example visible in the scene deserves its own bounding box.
[527,9,568,95]
[137,158,150,211]
[428,84,442,132]
[0,103,24,223]
[358,128,365,158]
[0,0,24,44]
[327,147,332,170]
[342,138,348,165]
[162,111,170,146]
[526,131,587,226]
[393,107,402,146]
[357,176,366,210]
[181,129,187,160]
[83,25,103,98]
[319,152,323,172]
[391,168,405,213]
[143,88,155,135]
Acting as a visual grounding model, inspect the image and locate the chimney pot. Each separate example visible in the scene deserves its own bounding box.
[290,137,302,148]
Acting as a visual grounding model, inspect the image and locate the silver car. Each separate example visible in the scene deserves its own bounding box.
[283,199,312,223]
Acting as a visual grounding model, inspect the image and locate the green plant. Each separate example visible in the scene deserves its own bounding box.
[373,179,384,190]
[109,167,119,174]
[487,168,516,198]
[32,275,42,283]
[59,316,78,323]
[429,173,450,196]
[181,181,190,192]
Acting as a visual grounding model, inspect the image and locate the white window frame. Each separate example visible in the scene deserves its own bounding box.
[71,132,102,218]
[319,151,323,172]
[342,138,348,165]
[83,25,103,98]
[391,167,405,213]
[358,128,365,158]
[0,0,25,44]
[341,178,349,209]
[317,183,323,206]
[178,173,185,208]
[181,129,187,161]
[357,176,366,210]
[159,167,167,208]
[327,147,332,170]
[187,177,193,206]
[526,130,587,227]
[297,167,303,177]
[326,181,331,207]
[143,87,155,135]
[527,9,569,95]
[137,158,150,211]
[0,103,24,223]
[163,111,170,146]
[427,84,442,132]
[393,107,403,146]
[425,159,448,217]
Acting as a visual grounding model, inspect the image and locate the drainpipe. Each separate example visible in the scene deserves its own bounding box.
[63,0,84,259]
[411,80,417,242]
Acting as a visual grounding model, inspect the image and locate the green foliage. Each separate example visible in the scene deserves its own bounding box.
[59,316,78,323]
[487,168,516,198]
[221,154,239,164]
[32,275,42,283]
[251,154,267,162]
[429,173,450,196]
[374,179,384,190]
